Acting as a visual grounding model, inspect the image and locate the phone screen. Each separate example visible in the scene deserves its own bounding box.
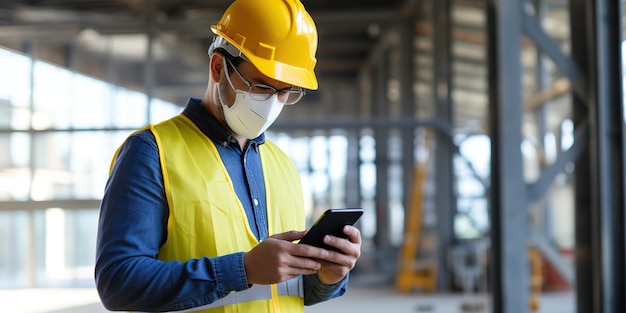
[298,208,363,251]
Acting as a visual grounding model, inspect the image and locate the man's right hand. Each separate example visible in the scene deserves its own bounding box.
[243,230,330,285]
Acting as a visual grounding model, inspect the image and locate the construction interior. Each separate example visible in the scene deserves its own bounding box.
[0,0,625,312]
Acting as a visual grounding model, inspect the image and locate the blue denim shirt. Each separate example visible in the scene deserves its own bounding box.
[95,98,347,311]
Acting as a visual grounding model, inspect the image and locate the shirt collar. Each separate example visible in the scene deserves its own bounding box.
[181,98,265,148]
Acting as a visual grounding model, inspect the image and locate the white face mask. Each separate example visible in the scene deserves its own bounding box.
[217,82,284,139]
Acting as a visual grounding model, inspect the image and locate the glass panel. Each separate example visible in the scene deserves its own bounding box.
[0,46,192,289]
[0,211,30,288]
[64,209,99,286]
[32,61,73,129]
[0,48,32,117]
[71,75,111,129]
[113,88,148,128]
[31,131,123,200]
[0,133,31,201]
[32,207,99,287]
[454,135,490,239]
[150,98,182,124]
[68,132,116,199]
[328,135,347,208]
[0,99,10,127]
[309,136,329,208]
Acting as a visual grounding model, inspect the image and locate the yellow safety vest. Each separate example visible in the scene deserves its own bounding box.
[121,114,305,313]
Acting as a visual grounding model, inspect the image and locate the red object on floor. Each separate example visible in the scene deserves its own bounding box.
[542,249,573,291]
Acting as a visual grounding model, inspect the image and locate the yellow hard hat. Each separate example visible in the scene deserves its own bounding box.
[210,0,319,90]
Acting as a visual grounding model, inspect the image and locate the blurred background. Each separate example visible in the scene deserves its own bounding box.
[0,0,624,312]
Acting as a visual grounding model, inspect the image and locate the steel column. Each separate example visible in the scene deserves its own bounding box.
[374,134,390,252]
[398,16,417,264]
[570,0,593,305]
[373,51,390,251]
[24,41,37,289]
[143,0,156,122]
[590,2,625,311]
[432,0,454,293]
[532,0,552,238]
[145,32,155,122]
[571,0,626,312]
[345,131,362,209]
[486,1,529,313]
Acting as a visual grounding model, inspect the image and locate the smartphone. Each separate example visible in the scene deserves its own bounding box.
[298,208,363,251]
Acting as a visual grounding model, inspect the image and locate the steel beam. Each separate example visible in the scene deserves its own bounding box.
[0,200,102,211]
[522,1,587,102]
[0,9,400,39]
[0,117,452,134]
[531,233,574,285]
[486,1,529,312]
[527,121,589,203]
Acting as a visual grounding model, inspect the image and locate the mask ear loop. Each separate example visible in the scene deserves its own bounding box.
[215,64,235,114]
[222,56,240,93]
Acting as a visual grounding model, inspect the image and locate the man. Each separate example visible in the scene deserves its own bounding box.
[94,0,362,312]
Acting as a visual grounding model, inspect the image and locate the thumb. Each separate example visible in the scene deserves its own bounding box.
[270,230,307,242]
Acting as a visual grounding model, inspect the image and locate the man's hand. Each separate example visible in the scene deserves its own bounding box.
[313,225,362,285]
[243,230,331,285]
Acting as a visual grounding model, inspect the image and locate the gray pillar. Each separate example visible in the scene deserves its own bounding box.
[432,0,454,292]
[24,41,37,288]
[571,0,625,312]
[345,131,362,209]
[486,0,529,312]
[373,51,390,251]
[143,0,156,122]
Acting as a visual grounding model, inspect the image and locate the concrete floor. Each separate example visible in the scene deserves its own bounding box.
[0,286,575,313]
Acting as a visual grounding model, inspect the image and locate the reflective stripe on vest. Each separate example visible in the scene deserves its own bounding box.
[131,277,303,313]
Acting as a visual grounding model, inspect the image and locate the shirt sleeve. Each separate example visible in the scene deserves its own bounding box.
[303,272,349,306]
[94,131,249,312]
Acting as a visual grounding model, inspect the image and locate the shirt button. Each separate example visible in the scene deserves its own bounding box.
[254,199,259,206]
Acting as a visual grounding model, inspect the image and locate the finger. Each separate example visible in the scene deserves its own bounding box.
[290,242,331,259]
[286,267,319,278]
[289,255,322,271]
[323,235,359,257]
[278,260,320,279]
[270,230,307,242]
[343,225,362,244]
[317,246,357,270]
[276,255,321,279]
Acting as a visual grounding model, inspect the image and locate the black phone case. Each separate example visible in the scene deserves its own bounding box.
[299,208,363,251]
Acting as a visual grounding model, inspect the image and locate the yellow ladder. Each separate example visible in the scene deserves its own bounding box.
[528,247,543,311]
[395,132,436,293]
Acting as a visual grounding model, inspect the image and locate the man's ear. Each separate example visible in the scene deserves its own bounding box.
[209,53,224,83]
